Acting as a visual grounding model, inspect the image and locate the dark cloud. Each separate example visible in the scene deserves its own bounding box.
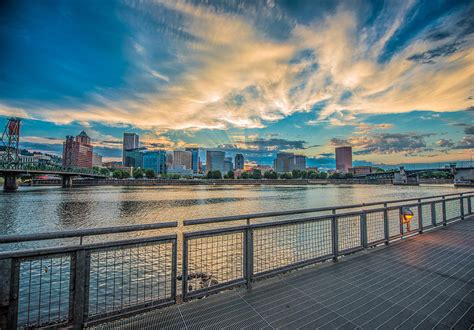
[229,138,318,151]
[332,133,434,155]
[407,41,464,64]
[454,136,474,149]
[464,126,474,135]
[436,139,454,148]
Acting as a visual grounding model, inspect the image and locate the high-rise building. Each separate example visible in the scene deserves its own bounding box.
[206,150,225,173]
[173,150,192,170]
[234,153,244,170]
[274,152,293,173]
[122,133,139,166]
[335,146,352,173]
[224,157,233,174]
[292,155,306,171]
[92,152,103,167]
[62,131,93,168]
[185,148,200,173]
[123,148,145,168]
[143,150,167,175]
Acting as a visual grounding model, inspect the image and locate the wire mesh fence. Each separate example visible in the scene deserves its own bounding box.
[387,208,401,237]
[421,203,433,228]
[366,211,385,244]
[434,202,444,224]
[16,254,71,328]
[445,199,461,221]
[87,240,175,320]
[184,231,244,296]
[337,214,362,252]
[253,219,333,275]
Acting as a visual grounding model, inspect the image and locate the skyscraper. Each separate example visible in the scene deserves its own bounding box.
[206,150,225,173]
[335,146,352,173]
[122,133,139,166]
[143,150,167,175]
[62,131,93,168]
[185,148,200,173]
[224,157,233,173]
[274,152,293,173]
[173,150,192,170]
[292,155,306,171]
[234,153,244,170]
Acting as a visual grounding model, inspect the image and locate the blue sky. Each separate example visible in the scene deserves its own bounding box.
[0,0,473,167]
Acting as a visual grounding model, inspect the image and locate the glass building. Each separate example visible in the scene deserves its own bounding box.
[143,150,167,175]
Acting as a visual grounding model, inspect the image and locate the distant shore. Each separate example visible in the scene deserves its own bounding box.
[21,178,455,187]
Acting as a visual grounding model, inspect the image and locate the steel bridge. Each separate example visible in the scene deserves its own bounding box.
[0,117,106,190]
[0,191,472,329]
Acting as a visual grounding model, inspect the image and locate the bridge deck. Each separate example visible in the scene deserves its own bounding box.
[95,219,474,330]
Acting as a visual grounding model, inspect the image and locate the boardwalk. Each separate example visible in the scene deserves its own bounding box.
[95,218,474,329]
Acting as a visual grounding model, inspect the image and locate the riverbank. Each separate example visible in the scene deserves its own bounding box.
[22,177,454,187]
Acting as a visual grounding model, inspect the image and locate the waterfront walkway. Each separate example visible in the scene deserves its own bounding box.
[96,218,473,329]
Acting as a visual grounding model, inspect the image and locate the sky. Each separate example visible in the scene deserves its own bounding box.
[0,0,473,168]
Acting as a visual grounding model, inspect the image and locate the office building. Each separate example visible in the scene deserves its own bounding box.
[122,133,139,166]
[123,148,145,168]
[185,148,200,173]
[143,150,167,175]
[224,157,233,173]
[206,150,225,173]
[292,155,306,171]
[274,152,293,173]
[173,150,192,170]
[349,166,377,176]
[92,152,103,167]
[335,146,352,173]
[62,131,93,168]
[234,153,244,170]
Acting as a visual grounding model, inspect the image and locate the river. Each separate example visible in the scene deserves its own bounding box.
[0,184,470,236]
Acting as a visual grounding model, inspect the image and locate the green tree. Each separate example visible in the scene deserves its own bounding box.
[329,172,342,179]
[291,169,302,179]
[240,171,251,179]
[144,169,156,179]
[133,168,144,179]
[225,170,235,179]
[318,171,328,179]
[263,170,278,179]
[251,169,262,179]
[99,167,110,176]
[344,172,354,179]
[280,172,292,179]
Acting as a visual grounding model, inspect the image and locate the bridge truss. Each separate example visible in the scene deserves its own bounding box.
[0,117,21,166]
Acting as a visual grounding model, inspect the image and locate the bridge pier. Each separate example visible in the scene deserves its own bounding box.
[3,173,18,191]
[62,175,73,188]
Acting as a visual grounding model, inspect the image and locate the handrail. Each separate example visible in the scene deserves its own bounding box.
[184,191,474,225]
[0,221,177,244]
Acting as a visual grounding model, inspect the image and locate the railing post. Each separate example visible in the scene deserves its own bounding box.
[459,195,464,220]
[469,196,472,215]
[171,239,177,302]
[331,215,338,261]
[181,236,188,302]
[71,249,89,329]
[360,211,368,248]
[431,202,437,227]
[418,199,423,233]
[244,225,253,290]
[0,258,17,329]
[383,203,389,245]
[442,196,447,226]
[399,207,404,236]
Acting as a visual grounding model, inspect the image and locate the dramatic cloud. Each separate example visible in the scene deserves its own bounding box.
[1,0,473,133]
[436,139,455,148]
[331,133,434,155]
[454,136,474,149]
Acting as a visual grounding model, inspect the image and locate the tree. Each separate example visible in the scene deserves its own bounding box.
[144,169,156,179]
[205,170,222,179]
[292,169,302,179]
[240,171,251,179]
[251,169,262,179]
[225,170,235,179]
[329,172,342,179]
[99,167,110,176]
[318,172,328,179]
[264,170,278,179]
[280,172,292,179]
[344,173,354,179]
[133,168,144,179]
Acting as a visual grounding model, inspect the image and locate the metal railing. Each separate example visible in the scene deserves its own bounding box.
[0,191,473,328]
[0,162,105,177]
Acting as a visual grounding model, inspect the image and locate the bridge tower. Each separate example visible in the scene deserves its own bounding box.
[1,118,21,191]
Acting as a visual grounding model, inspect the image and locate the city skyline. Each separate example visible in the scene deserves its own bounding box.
[1,0,473,167]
